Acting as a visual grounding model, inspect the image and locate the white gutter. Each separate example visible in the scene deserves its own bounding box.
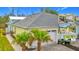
[9,16,26,20]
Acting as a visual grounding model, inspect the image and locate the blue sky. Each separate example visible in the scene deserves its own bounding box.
[0,7,79,16]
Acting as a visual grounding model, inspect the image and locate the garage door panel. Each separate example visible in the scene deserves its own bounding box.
[48,30,57,43]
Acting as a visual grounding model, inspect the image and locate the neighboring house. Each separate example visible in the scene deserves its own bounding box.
[76,16,79,21]
[12,12,59,43]
[59,14,76,23]
[59,23,76,41]
[6,16,26,33]
[65,14,75,22]
[58,14,66,23]
[58,14,77,41]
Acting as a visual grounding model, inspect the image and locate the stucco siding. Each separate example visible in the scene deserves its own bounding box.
[15,27,29,34]
[14,27,58,34]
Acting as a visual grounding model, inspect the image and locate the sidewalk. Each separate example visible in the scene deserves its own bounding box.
[6,34,22,51]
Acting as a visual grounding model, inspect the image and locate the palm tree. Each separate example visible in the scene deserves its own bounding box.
[0,15,9,35]
[31,29,51,51]
[15,32,31,51]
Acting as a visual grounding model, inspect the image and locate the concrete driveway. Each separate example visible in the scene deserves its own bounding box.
[41,43,74,51]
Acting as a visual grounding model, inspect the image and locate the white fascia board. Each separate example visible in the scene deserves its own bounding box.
[9,16,26,20]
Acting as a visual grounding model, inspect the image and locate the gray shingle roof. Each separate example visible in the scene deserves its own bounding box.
[13,12,58,28]
[7,20,20,25]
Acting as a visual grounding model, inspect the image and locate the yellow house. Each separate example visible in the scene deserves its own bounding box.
[12,12,59,43]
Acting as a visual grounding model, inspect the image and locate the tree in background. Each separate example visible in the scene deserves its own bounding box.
[59,15,68,23]
[0,15,9,24]
[74,16,77,22]
[45,8,58,15]
[0,15,9,35]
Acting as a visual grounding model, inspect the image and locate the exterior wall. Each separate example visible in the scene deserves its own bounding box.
[13,26,58,45]
[14,27,29,35]
[6,24,13,33]
[14,26,58,34]
[6,19,18,33]
[66,16,73,20]
[66,15,75,22]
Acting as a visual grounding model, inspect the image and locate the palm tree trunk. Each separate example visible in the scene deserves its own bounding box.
[20,43,28,51]
[37,40,41,51]
[28,38,34,46]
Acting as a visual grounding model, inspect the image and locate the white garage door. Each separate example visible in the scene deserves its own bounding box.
[48,30,57,43]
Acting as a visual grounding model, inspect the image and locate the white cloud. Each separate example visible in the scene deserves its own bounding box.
[56,7,68,12]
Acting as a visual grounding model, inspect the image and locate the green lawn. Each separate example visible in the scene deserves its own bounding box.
[0,35,14,51]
